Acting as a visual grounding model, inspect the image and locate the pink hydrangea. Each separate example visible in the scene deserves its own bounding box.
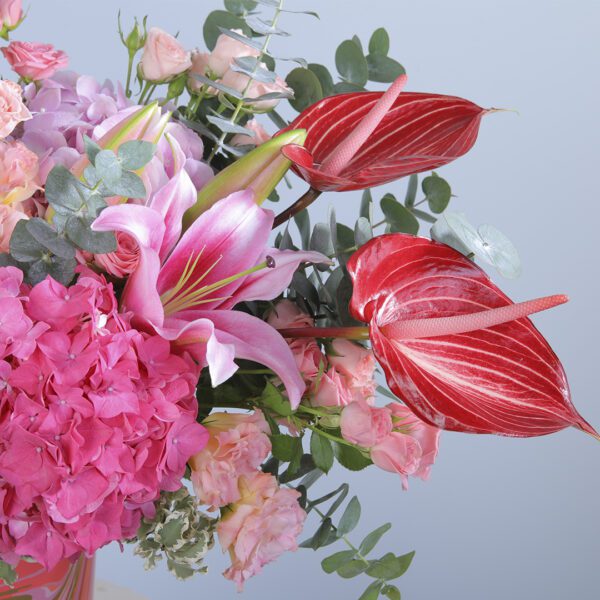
[0,266,208,569]
[190,411,271,509]
[217,472,306,591]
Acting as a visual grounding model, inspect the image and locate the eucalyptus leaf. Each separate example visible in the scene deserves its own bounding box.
[216,26,262,50]
[307,63,335,97]
[359,523,392,556]
[25,218,75,260]
[334,81,365,94]
[404,174,418,208]
[294,210,311,250]
[44,166,87,213]
[381,585,401,600]
[422,173,451,213]
[360,189,373,220]
[360,580,384,600]
[83,135,101,165]
[366,54,405,83]
[231,57,277,83]
[246,16,290,36]
[118,140,155,171]
[310,223,334,256]
[286,67,323,112]
[338,496,361,536]
[28,256,77,286]
[321,550,356,574]
[224,0,258,16]
[191,72,244,99]
[336,40,369,86]
[355,217,373,246]
[95,150,123,186]
[204,12,252,50]
[366,551,415,581]
[206,114,252,135]
[10,221,44,262]
[336,559,369,579]
[66,216,118,254]
[369,28,390,55]
[380,194,419,234]
[105,171,147,199]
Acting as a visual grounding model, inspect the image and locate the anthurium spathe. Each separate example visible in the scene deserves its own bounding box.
[92,176,328,408]
[183,129,307,228]
[279,74,487,192]
[346,233,597,438]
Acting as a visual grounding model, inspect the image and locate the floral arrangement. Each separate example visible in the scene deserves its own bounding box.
[0,0,595,598]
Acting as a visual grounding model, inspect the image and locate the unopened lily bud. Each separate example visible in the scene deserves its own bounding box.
[183,129,307,228]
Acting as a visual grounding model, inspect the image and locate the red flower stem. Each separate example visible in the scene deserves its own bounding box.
[381,295,568,340]
[278,326,370,340]
[273,187,322,228]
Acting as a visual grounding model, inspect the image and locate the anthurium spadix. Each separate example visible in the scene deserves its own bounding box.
[345,234,597,438]
[278,74,487,192]
[183,129,307,229]
[93,180,328,408]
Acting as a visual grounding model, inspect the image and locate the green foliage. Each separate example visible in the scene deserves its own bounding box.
[132,488,216,580]
[5,138,154,286]
[0,560,17,588]
[261,381,294,416]
[286,67,323,112]
[422,172,452,213]
[203,11,252,50]
[369,28,390,55]
[380,193,419,235]
[310,431,334,473]
[336,40,369,87]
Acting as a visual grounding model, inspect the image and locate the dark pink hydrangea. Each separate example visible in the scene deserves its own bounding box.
[0,266,208,569]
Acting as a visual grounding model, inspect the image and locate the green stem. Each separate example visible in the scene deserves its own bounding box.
[236,368,275,375]
[125,51,135,99]
[307,425,357,449]
[207,0,285,165]
[278,326,370,340]
[138,80,153,104]
[273,187,322,228]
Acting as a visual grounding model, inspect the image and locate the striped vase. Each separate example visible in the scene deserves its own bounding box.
[0,555,95,599]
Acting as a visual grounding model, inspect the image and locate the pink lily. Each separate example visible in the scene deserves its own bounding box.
[92,171,327,407]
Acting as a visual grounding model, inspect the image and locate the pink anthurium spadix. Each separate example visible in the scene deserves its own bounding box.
[346,233,597,438]
[279,74,487,192]
[92,173,328,408]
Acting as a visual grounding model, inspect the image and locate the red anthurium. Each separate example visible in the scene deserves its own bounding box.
[346,234,597,438]
[279,75,488,192]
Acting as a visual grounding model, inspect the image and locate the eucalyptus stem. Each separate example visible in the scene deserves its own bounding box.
[311,505,370,566]
[207,0,285,165]
[273,187,322,228]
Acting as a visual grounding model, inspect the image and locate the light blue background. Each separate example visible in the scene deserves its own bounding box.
[8,1,600,598]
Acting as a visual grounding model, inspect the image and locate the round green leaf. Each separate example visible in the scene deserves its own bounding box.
[321,550,356,574]
[381,194,419,235]
[422,173,452,213]
[286,67,324,112]
[334,81,365,94]
[203,11,252,50]
[335,40,369,86]
[360,581,384,600]
[369,27,390,55]
[366,54,405,83]
[307,63,335,96]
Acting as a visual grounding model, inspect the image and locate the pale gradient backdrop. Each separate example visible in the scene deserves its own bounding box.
[7,1,600,598]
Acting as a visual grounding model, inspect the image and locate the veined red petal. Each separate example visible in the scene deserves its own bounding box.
[280,91,487,191]
[347,234,596,438]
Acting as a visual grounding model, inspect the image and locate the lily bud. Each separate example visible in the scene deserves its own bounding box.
[183,129,306,229]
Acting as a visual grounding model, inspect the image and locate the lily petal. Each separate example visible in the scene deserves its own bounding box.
[221,249,331,309]
[149,169,197,261]
[179,309,305,408]
[157,190,273,312]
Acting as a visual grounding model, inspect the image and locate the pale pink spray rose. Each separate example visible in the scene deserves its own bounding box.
[1,41,69,81]
[0,79,31,139]
[231,118,271,147]
[340,401,393,447]
[207,30,260,77]
[267,300,324,381]
[139,27,192,82]
[328,338,377,403]
[371,403,441,489]
[0,0,22,29]
[188,50,211,93]
[217,471,306,591]
[190,411,271,509]
[0,140,40,205]
[93,231,140,278]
